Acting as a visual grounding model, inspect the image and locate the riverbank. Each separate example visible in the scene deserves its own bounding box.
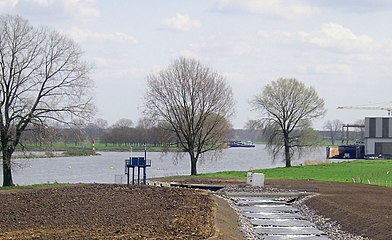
[1,179,391,239]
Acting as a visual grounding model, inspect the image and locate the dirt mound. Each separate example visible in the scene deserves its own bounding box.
[0,184,214,239]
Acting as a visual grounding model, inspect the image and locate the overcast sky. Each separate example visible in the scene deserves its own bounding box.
[1,0,392,129]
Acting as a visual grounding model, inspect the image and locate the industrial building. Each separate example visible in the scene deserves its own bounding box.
[327,116,392,159]
[364,116,392,158]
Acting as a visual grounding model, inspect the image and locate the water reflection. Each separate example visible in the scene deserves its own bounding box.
[1,144,328,186]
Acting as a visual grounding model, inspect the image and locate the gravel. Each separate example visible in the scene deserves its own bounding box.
[216,185,370,240]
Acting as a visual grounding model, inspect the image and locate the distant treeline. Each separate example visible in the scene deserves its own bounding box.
[19,124,364,147]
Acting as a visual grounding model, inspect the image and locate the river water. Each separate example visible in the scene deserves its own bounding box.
[1,144,328,186]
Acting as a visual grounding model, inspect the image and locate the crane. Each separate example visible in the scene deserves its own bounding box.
[337,105,392,116]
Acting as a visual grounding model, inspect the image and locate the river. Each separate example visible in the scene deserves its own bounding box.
[1,144,329,186]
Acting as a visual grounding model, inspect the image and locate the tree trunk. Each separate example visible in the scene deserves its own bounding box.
[284,134,291,167]
[2,151,14,186]
[190,154,198,175]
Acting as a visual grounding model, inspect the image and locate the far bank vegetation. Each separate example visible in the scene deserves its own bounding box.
[17,118,362,152]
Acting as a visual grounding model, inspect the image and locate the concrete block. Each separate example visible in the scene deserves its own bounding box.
[247,172,264,187]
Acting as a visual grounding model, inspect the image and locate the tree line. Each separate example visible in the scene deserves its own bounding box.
[19,119,266,147]
[20,118,364,149]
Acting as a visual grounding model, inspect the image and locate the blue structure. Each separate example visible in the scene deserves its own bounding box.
[125,151,151,185]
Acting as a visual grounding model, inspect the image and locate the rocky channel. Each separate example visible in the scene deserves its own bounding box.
[217,185,370,240]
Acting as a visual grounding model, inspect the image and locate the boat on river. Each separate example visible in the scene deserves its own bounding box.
[228,141,255,148]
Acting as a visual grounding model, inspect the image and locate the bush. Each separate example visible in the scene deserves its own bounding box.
[63,148,96,156]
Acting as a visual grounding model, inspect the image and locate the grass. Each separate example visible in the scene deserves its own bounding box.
[196,160,392,188]
[63,148,97,156]
[3,160,392,189]
[0,183,70,191]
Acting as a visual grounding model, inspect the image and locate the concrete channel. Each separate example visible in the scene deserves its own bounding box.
[227,193,330,240]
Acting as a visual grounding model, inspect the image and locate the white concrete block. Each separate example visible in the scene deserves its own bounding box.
[247,172,264,187]
[252,173,265,187]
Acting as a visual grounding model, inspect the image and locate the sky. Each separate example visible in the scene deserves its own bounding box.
[1,0,392,130]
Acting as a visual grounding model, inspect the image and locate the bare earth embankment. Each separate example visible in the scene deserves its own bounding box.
[0,184,214,239]
[267,179,392,240]
[0,179,391,239]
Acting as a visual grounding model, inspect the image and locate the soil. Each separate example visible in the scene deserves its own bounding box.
[0,184,214,239]
[266,179,392,240]
[0,179,391,240]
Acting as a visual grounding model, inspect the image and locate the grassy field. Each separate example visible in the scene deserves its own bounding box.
[196,160,392,188]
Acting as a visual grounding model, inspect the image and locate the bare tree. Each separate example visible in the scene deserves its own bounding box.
[112,118,134,128]
[0,15,94,186]
[85,118,108,141]
[144,57,235,175]
[251,78,325,167]
[323,119,343,145]
[63,120,87,146]
[353,119,365,143]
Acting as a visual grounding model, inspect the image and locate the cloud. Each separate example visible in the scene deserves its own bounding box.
[66,27,137,44]
[302,0,392,13]
[64,0,100,20]
[171,35,261,63]
[0,0,99,20]
[214,0,319,20]
[257,30,294,44]
[30,0,53,7]
[92,64,158,83]
[0,0,18,12]
[224,71,249,83]
[297,63,351,75]
[299,23,377,53]
[160,13,200,31]
[94,57,109,68]
[256,23,383,58]
[171,49,206,60]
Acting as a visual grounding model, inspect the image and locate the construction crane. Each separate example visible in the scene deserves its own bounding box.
[337,105,392,116]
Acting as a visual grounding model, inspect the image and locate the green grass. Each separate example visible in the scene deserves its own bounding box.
[63,148,97,156]
[0,183,70,191]
[197,160,392,187]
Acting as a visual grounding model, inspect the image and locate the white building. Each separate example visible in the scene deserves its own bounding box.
[365,117,392,157]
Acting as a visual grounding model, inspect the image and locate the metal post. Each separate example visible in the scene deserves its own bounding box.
[137,166,140,185]
[143,166,147,184]
[132,167,135,185]
[127,167,130,185]
[144,144,147,185]
[346,126,349,145]
[341,125,344,145]
[144,144,147,161]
